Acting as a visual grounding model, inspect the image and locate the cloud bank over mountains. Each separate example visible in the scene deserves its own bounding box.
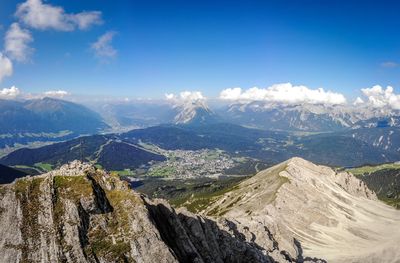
[219,83,347,105]
[360,85,400,110]
[43,90,70,98]
[0,86,70,100]
[0,86,20,99]
[165,91,206,103]
[1,83,400,113]
[163,84,400,111]
[165,91,208,110]
[216,83,400,110]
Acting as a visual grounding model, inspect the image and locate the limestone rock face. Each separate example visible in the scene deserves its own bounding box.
[0,161,314,263]
[0,162,177,263]
[2,158,398,263]
[203,157,400,263]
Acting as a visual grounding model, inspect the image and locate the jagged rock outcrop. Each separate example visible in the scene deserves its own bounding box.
[0,160,318,263]
[2,158,398,263]
[0,161,176,263]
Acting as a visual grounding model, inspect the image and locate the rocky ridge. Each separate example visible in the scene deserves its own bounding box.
[2,158,399,263]
[202,158,400,263]
[0,160,323,263]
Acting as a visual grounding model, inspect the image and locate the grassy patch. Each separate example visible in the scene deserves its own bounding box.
[135,176,248,214]
[0,185,6,196]
[350,166,400,210]
[34,162,53,172]
[112,169,134,176]
[147,166,176,177]
[347,163,400,176]
[53,176,93,201]
[381,196,400,209]
[169,180,242,214]
[94,164,103,169]
[91,238,130,260]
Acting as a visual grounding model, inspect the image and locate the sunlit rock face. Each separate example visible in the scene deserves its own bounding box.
[1,159,399,263]
[203,157,400,263]
[0,161,318,263]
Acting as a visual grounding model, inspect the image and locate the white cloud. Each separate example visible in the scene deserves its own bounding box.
[0,53,13,82]
[5,23,34,62]
[353,97,364,105]
[70,11,103,30]
[0,86,20,99]
[219,83,347,105]
[165,91,206,103]
[219,87,242,101]
[91,31,117,59]
[165,93,175,100]
[15,0,102,31]
[44,90,69,98]
[360,85,400,109]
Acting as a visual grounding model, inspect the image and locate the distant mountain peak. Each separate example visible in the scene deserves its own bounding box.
[173,99,219,124]
[0,97,109,138]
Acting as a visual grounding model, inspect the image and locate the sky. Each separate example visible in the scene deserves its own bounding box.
[1,0,400,104]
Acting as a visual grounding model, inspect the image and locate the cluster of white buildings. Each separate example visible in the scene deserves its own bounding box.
[147,149,236,179]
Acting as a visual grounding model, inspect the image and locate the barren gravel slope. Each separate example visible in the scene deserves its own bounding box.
[203,157,400,263]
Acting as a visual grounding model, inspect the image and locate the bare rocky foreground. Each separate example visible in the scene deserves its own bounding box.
[0,159,399,262]
[203,157,400,263]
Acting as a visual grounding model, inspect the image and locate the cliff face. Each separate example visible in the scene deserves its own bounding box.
[0,161,319,263]
[0,161,176,263]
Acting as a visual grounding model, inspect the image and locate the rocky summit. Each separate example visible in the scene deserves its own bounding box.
[202,157,400,263]
[0,159,399,263]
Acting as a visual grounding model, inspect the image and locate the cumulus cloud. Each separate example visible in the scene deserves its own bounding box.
[165,93,175,100]
[44,90,69,98]
[15,0,102,31]
[5,23,34,62]
[353,97,364,105]
[0,53,13,82]
[91,31,117,59]
[219,83,347,105]
[165,91,206,103]
[70,11,103,30]
[0,86,20,99]
[360,85,400,109]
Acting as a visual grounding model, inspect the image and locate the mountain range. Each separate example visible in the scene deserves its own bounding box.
[4,96,398,136]
[1,97,400,176]
[2,122,399,172]
[0,97,108,134]
[0,97,109,155]
[91,98,400,132]
[219,101,400,131]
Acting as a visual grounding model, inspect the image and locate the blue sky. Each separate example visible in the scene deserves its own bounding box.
[0,0,400,100]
